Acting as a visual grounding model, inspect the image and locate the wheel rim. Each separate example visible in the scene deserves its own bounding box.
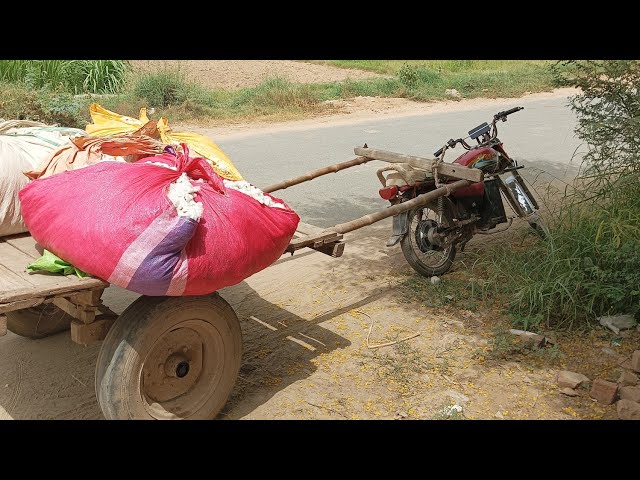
[408,207,453,270]
[140,319,225,420]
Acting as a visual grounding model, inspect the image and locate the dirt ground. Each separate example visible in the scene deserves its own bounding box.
[1,218,635,420]
[0,63,630,419]
[129,60,384,90]
[180,88,580,139]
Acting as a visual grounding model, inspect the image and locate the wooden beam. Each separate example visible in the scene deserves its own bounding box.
[354,147,484,183]
[70,315,117,345]
[435,163,484,183]
[287,221,344,255]
[315,240,345,258]
[53,297,97,324]
[1,280,109,304]
[71,289,104,307]
[0,297,45,314]
[287,230,342,252]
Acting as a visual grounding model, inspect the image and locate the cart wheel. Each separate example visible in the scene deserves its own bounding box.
[6,304,72,339]
[95,294,242,420]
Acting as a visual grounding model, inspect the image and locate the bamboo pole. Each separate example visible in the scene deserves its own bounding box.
[332,179,471,234]
[262,157,372,193]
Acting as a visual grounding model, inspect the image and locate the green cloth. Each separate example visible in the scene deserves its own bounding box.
[27,250,88,278]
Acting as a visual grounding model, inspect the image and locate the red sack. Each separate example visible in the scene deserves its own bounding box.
[19,145,300,296]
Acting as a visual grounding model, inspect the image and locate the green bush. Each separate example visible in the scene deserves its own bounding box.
[230,77,321,114]
[132,70,194,107]
[0,83,88,128]
[398,64,420,88]
[476,61,640,330]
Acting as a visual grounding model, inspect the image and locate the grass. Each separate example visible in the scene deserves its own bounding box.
[360,339,428,397]
[311,60,555,99]
[0,60,558,128]
[462,175,640,332]
[0,60,128,94]
[401,271,483,311]
[0,83,87,127]
[483,326,564,364]
[310,60,551,74]
[395,174,640,334]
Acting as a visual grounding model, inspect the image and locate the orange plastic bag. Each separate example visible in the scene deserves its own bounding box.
[25,134,162,180]
[85,104,243,181]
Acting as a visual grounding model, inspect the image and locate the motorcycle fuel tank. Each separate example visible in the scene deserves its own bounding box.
[450,147,499,198]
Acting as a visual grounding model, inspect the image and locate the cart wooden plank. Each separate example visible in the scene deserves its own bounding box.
[4,234,45,259]
[0,264,32,291]
[0,235,108,305]
[0,237,75,288]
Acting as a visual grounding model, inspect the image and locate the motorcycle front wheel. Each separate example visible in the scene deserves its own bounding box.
[527,213,550,239]
[400,204,456,277]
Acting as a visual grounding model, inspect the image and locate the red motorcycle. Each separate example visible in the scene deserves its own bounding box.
[377,106,546,277]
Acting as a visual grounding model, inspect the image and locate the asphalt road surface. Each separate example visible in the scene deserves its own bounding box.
[219,95,583,228]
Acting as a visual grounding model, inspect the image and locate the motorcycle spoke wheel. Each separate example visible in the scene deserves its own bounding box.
[401,205,456,277]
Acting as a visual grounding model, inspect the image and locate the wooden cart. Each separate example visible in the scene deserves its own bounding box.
[0,147,482,420]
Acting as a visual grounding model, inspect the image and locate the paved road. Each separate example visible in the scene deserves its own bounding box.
[218,95,584,228]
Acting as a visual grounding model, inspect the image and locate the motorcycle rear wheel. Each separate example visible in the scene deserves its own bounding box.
[401,204,456,277]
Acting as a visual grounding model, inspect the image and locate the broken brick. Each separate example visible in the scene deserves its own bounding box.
[589,379,618,405]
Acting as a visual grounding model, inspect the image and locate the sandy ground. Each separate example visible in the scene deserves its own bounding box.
[129,60,384,90]
[0,218,634,420]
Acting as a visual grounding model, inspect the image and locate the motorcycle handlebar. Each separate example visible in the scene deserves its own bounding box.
[433,107,523,157]
[494,106,524,120]
[434,138,458,157]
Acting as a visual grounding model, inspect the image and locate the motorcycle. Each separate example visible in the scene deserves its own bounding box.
[377,106,546,277]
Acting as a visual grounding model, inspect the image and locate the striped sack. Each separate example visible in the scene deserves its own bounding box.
[19,145,300,296]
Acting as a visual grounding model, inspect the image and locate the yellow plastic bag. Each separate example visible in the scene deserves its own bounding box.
[155,118,243,181]
[85,103,148,137]
[85,104,243,181]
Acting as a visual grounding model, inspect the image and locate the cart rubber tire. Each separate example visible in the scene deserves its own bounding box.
[6,304,72,339]
[95,294,242,420]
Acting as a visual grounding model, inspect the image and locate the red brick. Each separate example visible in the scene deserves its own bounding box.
[619,385,640,403]
[632,351,640,373]
[618,370,638,387]
[617,399,640,420]
[589,379,618,405]
[557,371,590,389]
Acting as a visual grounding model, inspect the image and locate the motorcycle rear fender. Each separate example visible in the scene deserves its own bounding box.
[386,212,410,247]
